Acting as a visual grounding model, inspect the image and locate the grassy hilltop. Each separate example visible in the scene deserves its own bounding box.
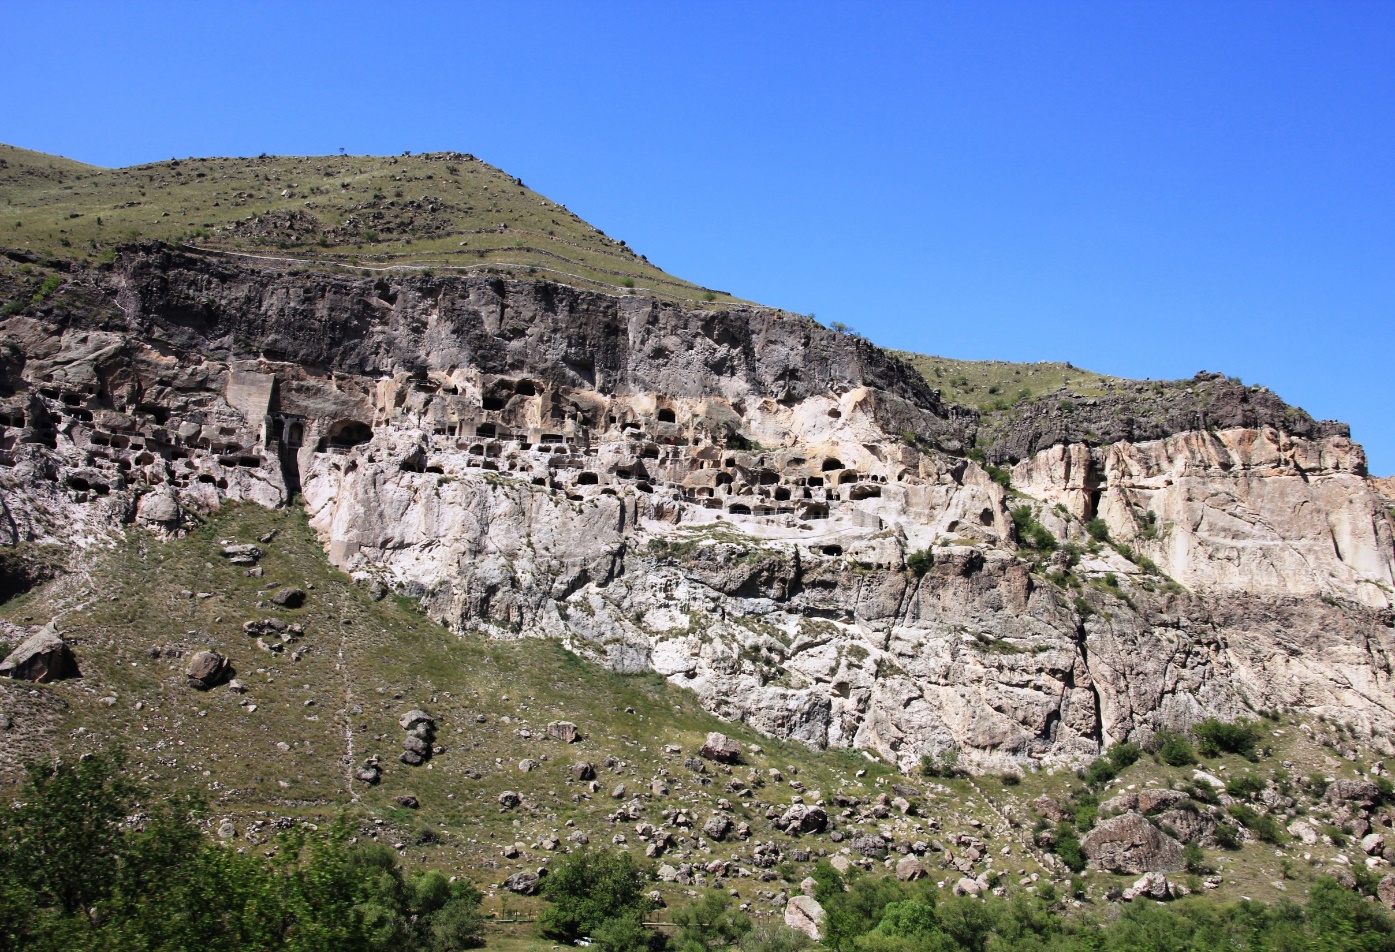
[0,143,734,304]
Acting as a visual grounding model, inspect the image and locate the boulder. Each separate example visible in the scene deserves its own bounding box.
[1378,874,1395,910]
[135,488,182,528]
[271,588,305,608]
[1325,780,1381,807]
[851,833,888,858]
[784,895,825,940]
[221,543,263,565]
[779,804,829,835]
[394,795,419,809]
[1033,795,1068,823]
[502,872,539,895]
[354,765,381,785]
[703,814,732,841]
[1080,811,1183,874]
[498,791,521,809]
[547,720,580,743]
[184,650,230,690]
[402,735,429,756]
[0,623,79,682]
[1363,833,1386,855]
[570,761,595,781]
[895,856,925,881]
[399,709,434,731]
[800,876,818,897]
[953,878,982,897]
[518,759,540,772]
[1123,872,1171,901]
[700,732,742,763]
[1138,789,1190,814]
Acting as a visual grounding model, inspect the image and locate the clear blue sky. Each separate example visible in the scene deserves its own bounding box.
[3,1,1392,472]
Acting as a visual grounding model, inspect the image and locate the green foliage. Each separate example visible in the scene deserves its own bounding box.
[1083,757,1118,787]
[810,860,847,903]
[983,464,1011,488]
[1227,803,1285,844]
[1053,823,1087,873]
[538,848,655,946]
[1156,730,1198,766]
[905,548,933,576]
[1182,842,1210,874]
[0,750,485,951]
[1195,718,1264,760]
[1084,517,1109,542]
[670,892,752,952]
[1106,741,1142,770]
[1010,505,1056,553]
[737,921,812,952]
[1225,773,1267,800]
[920,749,960,779]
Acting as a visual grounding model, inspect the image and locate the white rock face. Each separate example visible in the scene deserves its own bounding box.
[3,262,1391,775]
[1012,428,1395,608]
[295,387,1395,770]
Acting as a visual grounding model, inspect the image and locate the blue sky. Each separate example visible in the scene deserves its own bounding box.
[3,1,1392,472]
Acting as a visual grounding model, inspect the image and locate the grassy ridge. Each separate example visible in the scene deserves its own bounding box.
[0,144,733,304]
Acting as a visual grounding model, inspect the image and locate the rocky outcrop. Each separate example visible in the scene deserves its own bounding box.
[0,245,1392,773]
[0,622,78,682]
[1080,812,1184,874]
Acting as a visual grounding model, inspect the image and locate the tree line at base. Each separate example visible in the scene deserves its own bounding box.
[3,751,1395,951]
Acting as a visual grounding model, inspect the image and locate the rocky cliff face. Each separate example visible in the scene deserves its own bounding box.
[2,244,1392,773]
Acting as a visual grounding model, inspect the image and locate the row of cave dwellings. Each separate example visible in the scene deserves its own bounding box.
[375,373,924,524]
[0,382,269,498]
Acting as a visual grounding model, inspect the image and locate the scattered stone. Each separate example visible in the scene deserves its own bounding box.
[1378,873,1395,910]
[354,764,381,785]
[779,804,829,835]
[547,720,580,743]
[954,877,982,897]
[896,856,925,881]
[701,732,742,763]
[498,791,521,809]
[784,895,825,940]
[1,622,80,682]
[519,759,540,772]
[704,814,732,841]
[502,872,540,895]
[221,543,263,565]
[185,650,230,690]
[1033,795,1068,823]
[851,834,888,858]
[1123,872,1171,901]
[611,783,627,799]
[271,588,306,608]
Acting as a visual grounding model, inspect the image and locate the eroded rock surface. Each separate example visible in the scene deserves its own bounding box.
[0,245,1392,771]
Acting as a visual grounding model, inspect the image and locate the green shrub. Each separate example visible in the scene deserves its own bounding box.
[1225,774,1266,800]
[1107,742,1143,770]
[1157,731,1198,767]
[1085,517,1109,542]
[1054,824,1087,872]
[920,749,960,779]
[1194,718,1262,760]
[1182,843,1209,874]
[671,891,752,952]
[905,549,933,576]
[1228,804,1285,844]
[1083,758,1119,788]
[539,848,654,945]
[984,464,1012,488]
[1011,505,1057,552]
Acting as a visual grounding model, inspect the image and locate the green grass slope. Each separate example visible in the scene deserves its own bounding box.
[0,503,1384,914]
[889,351,1119,412]
[0,143,734,304]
